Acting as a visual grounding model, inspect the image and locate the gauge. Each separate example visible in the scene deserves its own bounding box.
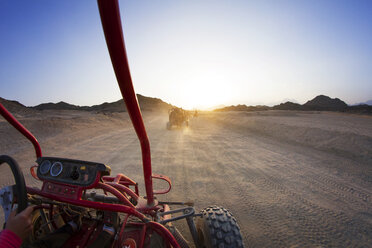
[50,162,63,177]
[39,160,51,175]
[70,166,80,180]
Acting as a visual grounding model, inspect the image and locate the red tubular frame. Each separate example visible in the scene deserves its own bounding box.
[106,182,139,202]
[97,0,154,206]
[0,103,42,158]
[97,182,135,208]
[102,175,139,195]
[27,185,147,220]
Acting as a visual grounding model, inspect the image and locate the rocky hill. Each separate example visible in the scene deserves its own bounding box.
[347,104,372,114]
[273,102,303,111]
[215,95,370,114]
[214,104,270,112]
[0,97,35,115]
[86,99,125,112]
[0,94,173,116]
[137,94,174,112]
[32,94,173,112]
[2,94,371,116]
[272,95,349,111]
[303,95,348,111]
[34,101,81,111]
[355,100,372,106]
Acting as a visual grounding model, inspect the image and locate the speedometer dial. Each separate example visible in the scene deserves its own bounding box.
[50,162,63,177]
[39,160,51,175]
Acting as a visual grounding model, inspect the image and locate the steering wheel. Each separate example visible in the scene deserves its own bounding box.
[0,155,28,220]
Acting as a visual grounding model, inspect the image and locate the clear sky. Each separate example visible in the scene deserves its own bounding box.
[1,0,371,109]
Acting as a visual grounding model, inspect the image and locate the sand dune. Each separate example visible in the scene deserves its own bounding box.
[1,110,371,247]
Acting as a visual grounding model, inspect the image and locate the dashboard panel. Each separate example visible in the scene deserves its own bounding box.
[36,157,111,187]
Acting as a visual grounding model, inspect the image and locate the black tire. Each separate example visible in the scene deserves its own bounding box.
[197,206,244,248]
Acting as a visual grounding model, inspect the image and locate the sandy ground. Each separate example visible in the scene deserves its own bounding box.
[1,110,371,247]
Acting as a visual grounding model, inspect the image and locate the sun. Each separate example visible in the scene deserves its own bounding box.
[179,84,229,110]
[173,74,234,110]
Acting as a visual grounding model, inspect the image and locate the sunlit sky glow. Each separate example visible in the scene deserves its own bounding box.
[1,0,371,109]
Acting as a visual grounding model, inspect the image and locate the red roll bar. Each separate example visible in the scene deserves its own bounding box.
[0,103,42,158]
[97,0,154,205]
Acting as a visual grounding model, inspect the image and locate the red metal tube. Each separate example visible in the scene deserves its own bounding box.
[27,186,146,220]
[106,182,139,201]
[115,214,129,247]
[112,173,137,185]
[138,224,147,248]
[97,182,135,208]
[0,103,42,158]
[102,175,139,195]
[97,0,154,205]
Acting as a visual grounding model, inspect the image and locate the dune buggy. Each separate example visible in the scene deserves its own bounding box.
[0,1,244,247]
[167,108,190,130]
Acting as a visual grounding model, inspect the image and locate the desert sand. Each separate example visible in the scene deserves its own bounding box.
[1,110,371,247]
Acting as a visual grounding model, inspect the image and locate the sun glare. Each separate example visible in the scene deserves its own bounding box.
[178,75,234,110]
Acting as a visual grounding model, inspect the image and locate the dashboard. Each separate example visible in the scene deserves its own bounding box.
[36,157,111,187]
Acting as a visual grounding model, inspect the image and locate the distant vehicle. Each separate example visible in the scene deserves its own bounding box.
[167,107,189,129]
